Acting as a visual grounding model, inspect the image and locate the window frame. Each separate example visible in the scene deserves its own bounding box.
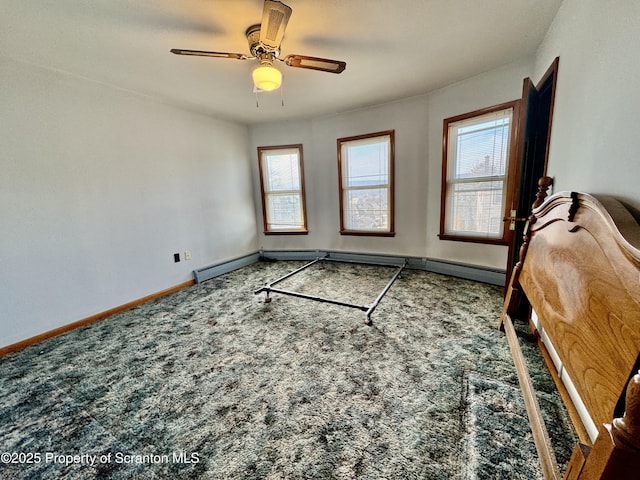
[257,144,308,235]
[439,100,520,245]
[337,130,395,237]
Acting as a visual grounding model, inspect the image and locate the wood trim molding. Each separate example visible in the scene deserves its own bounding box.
[0,280,195,357]
[440,100,520,244]
[257,143,308,235]
[337,130,395,236]
[263,229,308,235]
[339,230,395,237]
[438,233,508,245]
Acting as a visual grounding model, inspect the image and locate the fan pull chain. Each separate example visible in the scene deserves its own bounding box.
[253,85,285,108]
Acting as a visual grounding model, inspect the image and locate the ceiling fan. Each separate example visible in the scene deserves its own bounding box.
[170,0,347,92]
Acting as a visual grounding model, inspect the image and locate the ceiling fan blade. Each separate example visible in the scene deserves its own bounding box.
[259,0,292,51]
[282,55,346,74]
[170,49,251,60]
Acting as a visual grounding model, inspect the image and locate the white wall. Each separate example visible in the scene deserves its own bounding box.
[535,0,640,210]
[0,58,258,347]
[250,58,533,268]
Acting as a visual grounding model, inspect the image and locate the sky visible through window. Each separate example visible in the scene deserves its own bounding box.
[346,142,389,187]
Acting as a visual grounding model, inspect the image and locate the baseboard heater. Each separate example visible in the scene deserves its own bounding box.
[193,252,261,284]
[261,250,504,286]
[193,250,505,286]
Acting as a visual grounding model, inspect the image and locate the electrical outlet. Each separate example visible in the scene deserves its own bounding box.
[185,250,191,260]
[174,253,180,263]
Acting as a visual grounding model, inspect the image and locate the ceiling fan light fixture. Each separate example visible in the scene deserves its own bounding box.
[171,1,346,98]
[252,63,282,91]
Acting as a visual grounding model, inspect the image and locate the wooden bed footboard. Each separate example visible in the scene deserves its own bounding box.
[500,178,640,479]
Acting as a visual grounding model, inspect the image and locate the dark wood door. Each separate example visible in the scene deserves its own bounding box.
[505,58,559,288]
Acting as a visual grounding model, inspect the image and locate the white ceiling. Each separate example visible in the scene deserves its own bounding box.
[1,0,563,125]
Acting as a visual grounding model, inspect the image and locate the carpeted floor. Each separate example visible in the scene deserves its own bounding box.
[0,260,576,479]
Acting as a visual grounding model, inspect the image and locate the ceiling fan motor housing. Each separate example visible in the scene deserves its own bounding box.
[246,24,280,58]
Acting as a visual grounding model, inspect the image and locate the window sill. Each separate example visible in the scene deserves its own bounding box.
[340,230,395,237]
[264,230,309,235]
[438,233,508,245]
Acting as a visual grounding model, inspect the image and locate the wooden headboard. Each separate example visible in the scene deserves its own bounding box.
[500,181,640,479]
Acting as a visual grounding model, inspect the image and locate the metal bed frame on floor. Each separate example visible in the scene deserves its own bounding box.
[254,254,407,325]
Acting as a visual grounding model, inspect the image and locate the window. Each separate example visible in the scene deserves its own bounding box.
[440,101,519,244]
[258,144,308,234]
[337,131,395,236]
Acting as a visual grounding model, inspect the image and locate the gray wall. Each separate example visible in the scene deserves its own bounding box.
[1,59,258,347]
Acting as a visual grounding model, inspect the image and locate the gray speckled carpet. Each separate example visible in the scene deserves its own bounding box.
[0,260,576,479]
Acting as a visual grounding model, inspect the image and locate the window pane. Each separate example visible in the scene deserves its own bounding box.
[344,141,389,187]
[338,131,394,235]
[453,120,509,179]
[258,145,307,233]
[267,194,303,229]
[442,106,514,241]
[265,153,300,191]
[447,180,504,237]
[344,188,389,231]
